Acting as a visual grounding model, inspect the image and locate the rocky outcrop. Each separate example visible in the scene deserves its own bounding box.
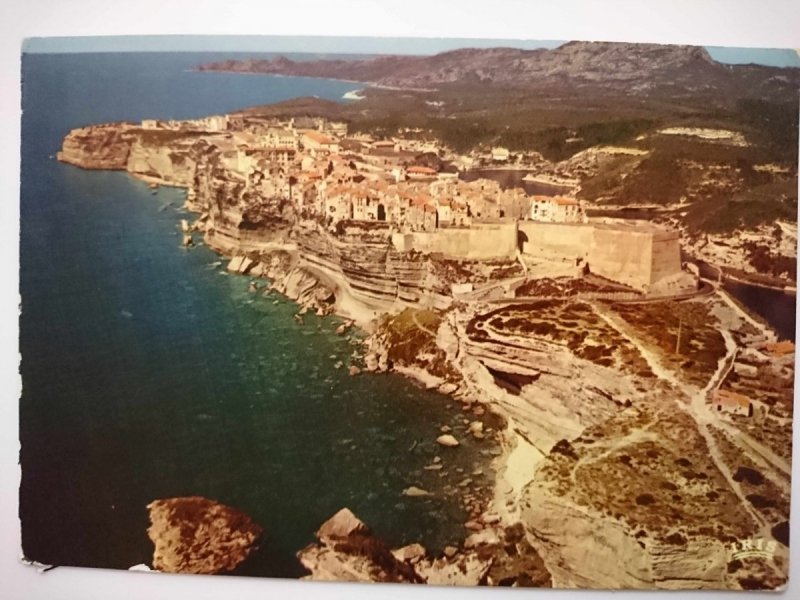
[57,123,138,169]
[146,496,262,574]
[298,509,551,587]
[522,480,734,589]
[298,508,423,583]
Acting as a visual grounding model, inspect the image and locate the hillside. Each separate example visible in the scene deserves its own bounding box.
[198,41,800,106]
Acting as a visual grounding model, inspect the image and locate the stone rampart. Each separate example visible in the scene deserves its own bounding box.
[392,222,518,261]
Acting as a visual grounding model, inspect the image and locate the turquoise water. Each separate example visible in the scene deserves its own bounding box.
[19,53,496,577]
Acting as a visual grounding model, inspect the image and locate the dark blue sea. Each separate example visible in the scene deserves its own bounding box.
[19,52,495,577]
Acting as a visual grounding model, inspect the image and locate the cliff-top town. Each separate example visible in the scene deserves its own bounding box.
[46,41,797,591]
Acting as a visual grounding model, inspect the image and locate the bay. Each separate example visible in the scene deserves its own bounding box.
[19,52,495,577]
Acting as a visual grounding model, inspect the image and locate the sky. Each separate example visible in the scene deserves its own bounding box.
[21,35,800,67]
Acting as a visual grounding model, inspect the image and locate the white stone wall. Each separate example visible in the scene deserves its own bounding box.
[519,221,685,291]
[392,222,518,260]
[588,227,653,290]
[519,221,594,260]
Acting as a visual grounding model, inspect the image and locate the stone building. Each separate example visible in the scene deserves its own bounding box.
[529,196,585,223]
[712,389,753,417]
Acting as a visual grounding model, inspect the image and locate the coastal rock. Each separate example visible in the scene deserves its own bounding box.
[436,434,459,447]
[464,528,501,549]
[403,486,432,497]
[468,421,484,435]
[437,382,459,395]
[481,513,501,525]
[364,353,379,371]
[377,353,389,371]
[298,512,552,587]
[239,257,255,274]
[145,496,262,575]
[316,507,369,541]
[227,255,255,274]
[299,508,423,583]
[418,554,492,586]
[392,543,427,564]
[227,256,245,272]
[482,524,553,587]
[348,365,361,376]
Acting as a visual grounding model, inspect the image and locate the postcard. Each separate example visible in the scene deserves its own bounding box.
[18,34,797,591]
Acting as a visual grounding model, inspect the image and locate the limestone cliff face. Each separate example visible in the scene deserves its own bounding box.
[522,485,730,589]
[57,123,137,169]
[516,398,770,590]
[126,138,198,186]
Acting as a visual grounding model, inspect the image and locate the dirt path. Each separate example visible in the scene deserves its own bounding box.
[569,419,658,486]
[411,310,438,338]
[591,303,767,532]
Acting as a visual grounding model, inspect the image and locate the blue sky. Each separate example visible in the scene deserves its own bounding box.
[22,35,800,67]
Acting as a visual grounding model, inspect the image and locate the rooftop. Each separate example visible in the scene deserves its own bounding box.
[301,130,336,145]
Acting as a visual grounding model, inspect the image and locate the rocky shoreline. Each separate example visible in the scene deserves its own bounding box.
[58,120,792,590]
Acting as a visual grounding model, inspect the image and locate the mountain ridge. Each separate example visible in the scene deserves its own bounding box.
[196,41,799,105]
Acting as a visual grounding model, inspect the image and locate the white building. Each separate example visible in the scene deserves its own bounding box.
[491,147,510,162]
[529,196,585,223]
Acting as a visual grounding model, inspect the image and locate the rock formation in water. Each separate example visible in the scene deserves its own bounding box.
[146,496,262,574]
[298,508,551,587]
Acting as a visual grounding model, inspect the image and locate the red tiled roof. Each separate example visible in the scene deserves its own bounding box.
[407,166,437,175]
[764,341,795,356]
[714,389,751,408]
[554,197,579,206]
[411,193,432,207]
[302,130,336,145]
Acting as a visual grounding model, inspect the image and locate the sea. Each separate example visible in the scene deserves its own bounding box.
[19,52,497,577]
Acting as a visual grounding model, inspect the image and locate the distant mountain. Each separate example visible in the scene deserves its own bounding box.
[197,41,800,105]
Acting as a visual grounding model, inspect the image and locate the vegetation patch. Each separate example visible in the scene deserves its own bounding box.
[377,308,458,381]
[610,300,726,386]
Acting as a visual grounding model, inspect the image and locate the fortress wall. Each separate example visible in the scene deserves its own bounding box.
[518,221,594,259]
[393,222,518,260]
[649,231,683,285]
[588,228,653,290]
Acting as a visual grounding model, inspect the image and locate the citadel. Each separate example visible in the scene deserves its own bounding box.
[59,112,695,307]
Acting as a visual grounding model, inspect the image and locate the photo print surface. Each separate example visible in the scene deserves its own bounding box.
[18,35,798,590]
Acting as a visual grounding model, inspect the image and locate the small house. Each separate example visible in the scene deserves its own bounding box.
[713,389,753,417]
